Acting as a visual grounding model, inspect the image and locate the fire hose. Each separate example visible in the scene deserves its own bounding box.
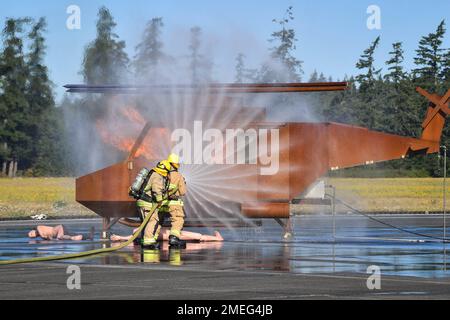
[0,202,161,266]
[330,195,450,243]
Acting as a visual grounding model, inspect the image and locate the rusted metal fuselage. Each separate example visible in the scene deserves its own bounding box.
[71,83,450,227]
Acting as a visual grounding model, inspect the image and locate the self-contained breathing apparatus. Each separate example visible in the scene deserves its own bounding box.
[129,167,170,203]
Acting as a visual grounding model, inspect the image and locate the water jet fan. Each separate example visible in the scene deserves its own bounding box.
[67,82,450,237]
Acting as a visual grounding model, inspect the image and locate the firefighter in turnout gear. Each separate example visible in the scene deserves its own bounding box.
[137,160,171,250]
[162,153,187,248]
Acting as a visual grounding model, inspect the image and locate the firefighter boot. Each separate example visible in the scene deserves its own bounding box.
[169,235,186,248]
[141,238,161,250]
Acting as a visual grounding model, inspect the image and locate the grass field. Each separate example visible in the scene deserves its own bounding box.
[0,177,448,219]
[0,178,93,219]
[328,177,449,213]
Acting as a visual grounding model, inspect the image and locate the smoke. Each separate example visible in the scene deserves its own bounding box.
[62,21,326,231]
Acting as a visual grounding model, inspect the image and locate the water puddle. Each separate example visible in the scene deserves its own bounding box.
[0,215,449,278]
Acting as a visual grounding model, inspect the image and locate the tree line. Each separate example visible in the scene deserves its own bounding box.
[316,20,450,177]
[0,17,67,177]
[1,6,449,177]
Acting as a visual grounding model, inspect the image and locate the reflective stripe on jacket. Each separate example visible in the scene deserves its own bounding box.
[137,171,166,208]
[168,171,186,197]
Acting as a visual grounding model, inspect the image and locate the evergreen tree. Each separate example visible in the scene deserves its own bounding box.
[382,42,414,135]
[78,7,130,175]
[410,20,448,176]
[234,53,245,83]
[440,48,450,86]
[260,6,303,82]
[189,26,201,84]
[134,17,170,83]
[27,18,53,110]
[385,42,407,83]
[0,18,32,175]
[82,6,129,84]
[318,76,358,124]
[188,26,212,84]
[318,72,327,82]
[356,36,381,91]
[26,18,53,164]
[353,37,383,130]
[26,17,67,175]
[234,53,257,83]
[413,20,446,89]
[33,107,71,176]
[308,70,319,82]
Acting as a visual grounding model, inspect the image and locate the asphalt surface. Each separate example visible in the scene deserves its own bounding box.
[0,215,450,299]
[1,263,449,299]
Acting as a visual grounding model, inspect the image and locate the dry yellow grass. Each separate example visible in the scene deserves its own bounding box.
[328,178,449,212]
[0,177,448,219]
[0,177,93,219]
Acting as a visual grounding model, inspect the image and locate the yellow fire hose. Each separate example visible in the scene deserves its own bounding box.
[0,202,161,266]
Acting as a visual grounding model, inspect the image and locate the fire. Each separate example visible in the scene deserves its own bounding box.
[121,106,145,126]
[96,106,171,160]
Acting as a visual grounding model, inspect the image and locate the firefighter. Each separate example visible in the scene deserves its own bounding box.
[137,160,171,250]
[163,153,187,248]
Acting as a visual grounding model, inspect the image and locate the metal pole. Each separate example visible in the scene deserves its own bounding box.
[326,183,337,269]
[443,145,447,241]
[332,186,336,240]
[441,145,447,271]
[326,184,336,240]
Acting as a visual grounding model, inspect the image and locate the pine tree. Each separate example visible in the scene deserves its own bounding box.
[26,18,53,153]
[319,76,358,125]
[78,7,130,175]
[82,6,129,84]
[33,106,71,176]
[234,53,245,83]
[413,20,446,89]
[188,26,212,84]
[234,53,257,83]
[26,17,67,176]
[441,48,450,86]
[353,37,385,131]
[308,70,319,82]
[134,17,171,83]
[260,6,303,82]
[356,36,381,91]
[385,42,407,84]
[0,18,32,176]
[319,73,327,82]
[380,42,413,135]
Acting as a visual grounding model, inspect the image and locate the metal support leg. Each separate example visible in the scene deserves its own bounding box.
[102,217,110,240]
[285,217,293,240]
[102,217,120,240]
[275,217,293,240]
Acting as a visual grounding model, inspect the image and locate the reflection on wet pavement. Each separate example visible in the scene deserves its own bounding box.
[0,215,449,278]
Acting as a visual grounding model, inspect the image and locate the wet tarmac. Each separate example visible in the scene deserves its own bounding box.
[0,214,449,279]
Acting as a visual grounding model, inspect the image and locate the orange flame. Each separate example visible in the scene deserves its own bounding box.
[96,106,171,160]
[121,107,145,126]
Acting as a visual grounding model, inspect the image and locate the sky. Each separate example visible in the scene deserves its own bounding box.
[1,0,449,102]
